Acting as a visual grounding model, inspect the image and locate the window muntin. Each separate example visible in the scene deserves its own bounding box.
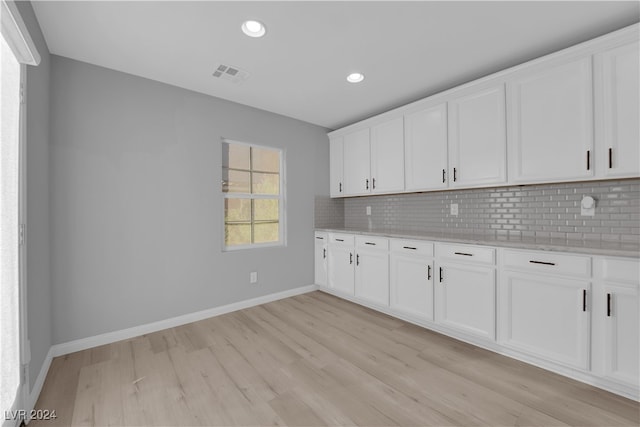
[222,140,283,249]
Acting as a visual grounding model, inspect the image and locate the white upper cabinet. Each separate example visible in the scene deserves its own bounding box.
[343,128,371,196]
[448,84,507,188]
[508,56,594,184]
[329,136,344,198]
[404,104,448,191]
[594,40,640,179]
[370,117,405,194]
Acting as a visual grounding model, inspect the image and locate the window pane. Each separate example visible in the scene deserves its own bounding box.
[224,198,251,222]
[254,222,279,243]
[225,223,251,246]
[252,172,279,194]
[222,168,250,193]
[252,147,280,173]
[222,142,250,170]
[254,199,279,221]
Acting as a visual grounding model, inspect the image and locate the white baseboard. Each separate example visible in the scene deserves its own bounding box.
[51,284,319,357]
[25,346,53,423]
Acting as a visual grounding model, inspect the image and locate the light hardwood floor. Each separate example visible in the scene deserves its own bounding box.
[32,291,639,426]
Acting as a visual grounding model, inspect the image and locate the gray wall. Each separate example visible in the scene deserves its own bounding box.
[341,179,640,243]
[15,1,52,392]
[50,56,329,344]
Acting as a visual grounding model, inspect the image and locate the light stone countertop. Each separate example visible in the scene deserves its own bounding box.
[315,227,640,258]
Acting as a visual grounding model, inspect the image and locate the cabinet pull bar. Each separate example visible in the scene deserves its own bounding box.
[454,252,473,256]
[453,167,457,182]
[335,238,344,242]
[366,179,369,190]
[403,246,417,250]
[356,254,360,266]
[427,265,432,280]
[349,253,353,264]
[587,150,590,171]
[372,178,376,189]
[439,267,444,283]
[609,148,613,169]
[323,248,326,259]
[582,289,587,312]
[339,182,342,193]
[607,293,611,317]
[529,260,555,266]
[315,236,324,240]
[442,169,446,183]
[365,242,376,246]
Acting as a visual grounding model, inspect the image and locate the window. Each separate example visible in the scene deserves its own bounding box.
[222,140,284,249]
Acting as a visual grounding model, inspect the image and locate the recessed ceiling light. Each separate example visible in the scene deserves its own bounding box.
[241,20,266,38]
[347,72,365,83]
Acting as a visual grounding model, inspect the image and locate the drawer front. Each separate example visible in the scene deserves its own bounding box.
[356,236,389,251]
[503,249,591,278]
[437,243,495,265]
[329,233,354,246]
[596,257,640,283]
[390,239,434,257]
[314,231,328,241]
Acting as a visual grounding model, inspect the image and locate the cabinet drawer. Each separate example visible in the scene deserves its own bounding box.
[315,231,328,241]
[503,249,591,278]
[356,236,389,251]
[437,243,495,265]
[329,233,354,246]
[596,257,639,283]
[390,239,434,257]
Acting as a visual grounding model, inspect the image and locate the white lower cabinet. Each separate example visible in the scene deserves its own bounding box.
[390,240,435,320]
[498,249,591,370]
[499,271,590,370]
[317,233,639,399]
[355,236,389,306]
[592,257,639,390]
[314,232,328,287]
[327,234,355,295]
[435,244,496,340]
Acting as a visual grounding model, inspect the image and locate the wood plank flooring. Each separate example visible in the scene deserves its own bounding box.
[32,291,639,426]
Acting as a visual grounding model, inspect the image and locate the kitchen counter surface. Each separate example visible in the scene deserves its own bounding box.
[316,227,640,258]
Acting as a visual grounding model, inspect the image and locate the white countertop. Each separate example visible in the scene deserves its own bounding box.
[316,227,640,258]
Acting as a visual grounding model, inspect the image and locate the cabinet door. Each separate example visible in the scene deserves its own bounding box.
[448,84,507,188]
[314,235,328,287]
[390,253,434,320]
[499,271,590,369]
[404,104,448,191]
[370,117,405,194]
[435,263,495,340]
[355,249,389,306]
[595,41,640,178]
[508,57,594,183]
[329,136,344,197]
[602,282,639,386]
[343,128,371,196]
[328,245,354,295]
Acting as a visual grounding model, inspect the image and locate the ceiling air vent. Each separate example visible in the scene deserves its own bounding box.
[212,63,250,84]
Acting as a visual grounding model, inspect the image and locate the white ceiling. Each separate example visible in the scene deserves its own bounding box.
[32,1,639,130]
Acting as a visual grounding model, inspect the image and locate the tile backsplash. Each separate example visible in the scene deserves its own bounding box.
[316,179,640,243]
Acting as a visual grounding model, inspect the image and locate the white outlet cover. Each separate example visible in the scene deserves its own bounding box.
[366,206,371,216]
[450,203,459,216]
[581,196,596,216]
[250,272,258,283]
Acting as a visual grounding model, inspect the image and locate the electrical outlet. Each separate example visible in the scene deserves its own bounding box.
[250,272,258,284]
[450,203,459,216]
[366,206,371,216]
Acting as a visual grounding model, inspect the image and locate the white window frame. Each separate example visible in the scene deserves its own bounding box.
[221,139,286,251]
